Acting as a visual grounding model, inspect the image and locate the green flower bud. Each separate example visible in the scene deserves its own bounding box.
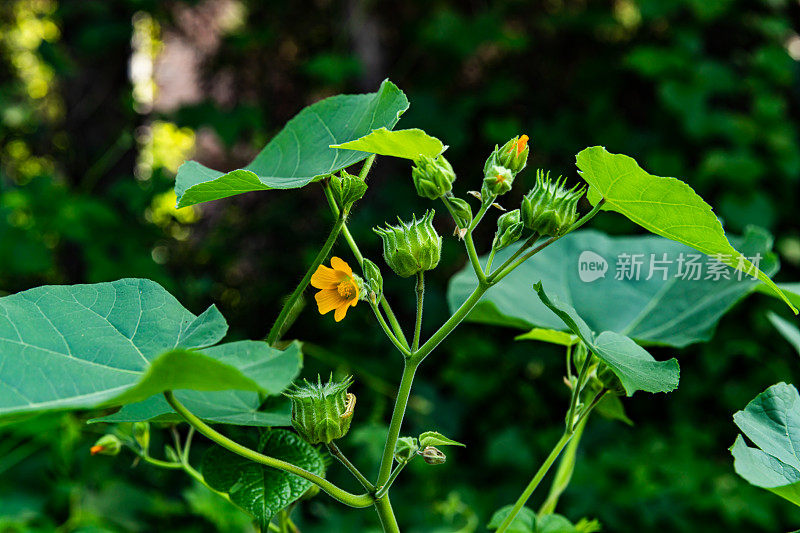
[361,258,383,303]
[373,210,442,278]
[90,434,122,456]
[412,154,456,200]
[394,436,419,463]
[285,375,356,445]
[482,165,515,197]
[495,134,530,174]
[420,445,446,465]
[445,197,473,228]
[329,170,368,210]
[493,209,524,250]
[133,422,150,452]
[521,170,584,236]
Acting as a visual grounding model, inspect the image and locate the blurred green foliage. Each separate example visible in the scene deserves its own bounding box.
[1,0,799,531]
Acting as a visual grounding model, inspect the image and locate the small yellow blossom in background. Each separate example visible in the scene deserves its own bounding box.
[311,257,360,322]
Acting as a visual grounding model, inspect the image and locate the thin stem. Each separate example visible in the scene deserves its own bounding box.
[139,454,182,470]
[566,351,594,434]
[495,433,573,533]
[370,302,411,357]
[164,391,373,508]
[489,199,606,284]
[490,233,539,277]
[323,185,410,350]
[267,214,346,345]
[469,201,491,231]
[375,460,408,499]
[374,496,400,533]
[327,442,375,492]
[538,415,588,516]
[485,247,497,273]
[377,359,419,486]
[413,272,425,351]
[464,232,486,282]
[413,282,489,364]
[565,343,574,382]
[359,154,377,180]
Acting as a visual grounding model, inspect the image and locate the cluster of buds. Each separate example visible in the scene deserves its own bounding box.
[521,170,584,237]
[412,154,456,200]
[329,170,368,210]
[374,210,442,278]
[482,134,529,198]
[285,375,356,445]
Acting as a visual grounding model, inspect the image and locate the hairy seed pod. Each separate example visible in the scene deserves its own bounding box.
[329,170,368,209]
[361,258,383,303]
[420,446,446,465]
[285,375,356,445]
[521,170,584,236]
[373,210,442,277]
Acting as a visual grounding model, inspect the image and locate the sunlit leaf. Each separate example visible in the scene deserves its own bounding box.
[331,127,445,159]
[419,431,465,448]
[576,146,796,314]
[515,328,578,346]
[174,80,409,208]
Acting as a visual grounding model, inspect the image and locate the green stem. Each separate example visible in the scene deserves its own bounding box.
[412,272,425,352]
[485,247,497,273]
[566,351,593,433]
[374,495,400,533]
[469,200,491,231]
[538,415,588,516]
[464,232,486,282]
[377,359,419,486]
[495,433,573,533]
[267,214,346,345]
[375,460,408,499]
[489,199,606,284]
[164,391,373,508]
[359,154,377,180]
[490,233,539,277]
[412,282,489,364]
[370,302,411,357]
[327,442,375,492]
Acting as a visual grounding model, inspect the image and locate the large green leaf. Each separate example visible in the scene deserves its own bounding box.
[331,127,444,159]
[0,279,280,417]
[576,146,796,314]
[534,283,679,396]
[174,79,409,208]
[202,429,325,527]
[731,382,800,506]
[90,341,301,426]
[448,228,778,348]
[487,505,537,533]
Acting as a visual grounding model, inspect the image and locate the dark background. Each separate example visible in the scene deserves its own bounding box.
[1,0,800,531]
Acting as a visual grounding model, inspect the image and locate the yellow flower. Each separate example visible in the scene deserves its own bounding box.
[311,257,360,322]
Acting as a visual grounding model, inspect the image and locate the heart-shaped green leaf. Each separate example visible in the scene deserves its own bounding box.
[202,429,325,527]
[487,505,536,532]
[448,228,778,348]
[534,283,679,396]
[576,146,796,314]
[731,382,800,506]
[90,341,301,426]
[0,279,282,417]
[174,79,409,208]
[331,127,445,159]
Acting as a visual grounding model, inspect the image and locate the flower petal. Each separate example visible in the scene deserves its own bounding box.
[334,303,348,322]
[311,264,344,289]
[330,256,353,277]
[315,289,344,314]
